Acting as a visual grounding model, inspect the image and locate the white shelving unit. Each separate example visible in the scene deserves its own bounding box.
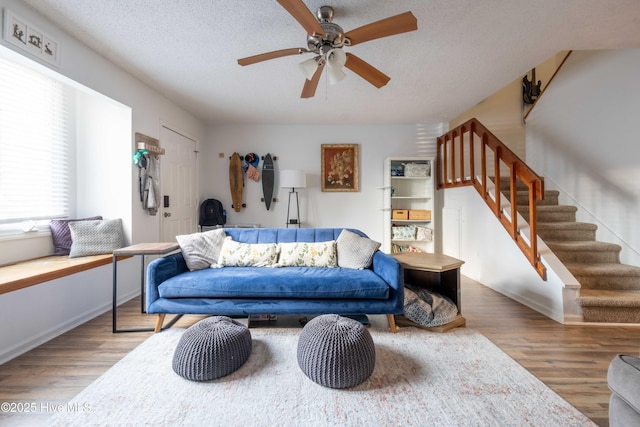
[383,157,435,254]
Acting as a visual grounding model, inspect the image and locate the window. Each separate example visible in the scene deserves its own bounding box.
[0,57,72,225]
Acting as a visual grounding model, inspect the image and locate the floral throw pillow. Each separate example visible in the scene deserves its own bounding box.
[277,241,337,268]
[216,238,278,267]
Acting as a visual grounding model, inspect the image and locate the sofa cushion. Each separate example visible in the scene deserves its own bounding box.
[176,228,226,271]
[336,229,381,269]
[277,241,337,267]
[157,267,390,300]
[217,238,278,267]
[608,354,640,415]
[224,227,360,244]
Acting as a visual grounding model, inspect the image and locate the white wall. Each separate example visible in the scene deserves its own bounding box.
[450,78,527,160]
[200,124,442,245]
[527,49,640,266]
[0,0,206,363]
[75,90,132,241]
[449,52,569,174]
[443,186,571,322]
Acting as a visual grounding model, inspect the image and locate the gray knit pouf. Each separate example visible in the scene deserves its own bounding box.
[172,316,252,381]
[297,314,375,389]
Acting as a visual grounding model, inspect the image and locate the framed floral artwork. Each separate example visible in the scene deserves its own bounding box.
[321,144,359,192]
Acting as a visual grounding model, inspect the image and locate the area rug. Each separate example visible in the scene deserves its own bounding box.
[46,326,594,426]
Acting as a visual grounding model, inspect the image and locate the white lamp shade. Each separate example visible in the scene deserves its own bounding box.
[280,170,306,189]
[299,57,319,80]
[327,63,347,85]
[327,49,347,85]
[328,48,347,68]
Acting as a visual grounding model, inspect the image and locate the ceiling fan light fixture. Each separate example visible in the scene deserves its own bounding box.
[328,48,346,68]
[239,2,418,98]
[327,48,347,85]
[299,56,321,79]
[327,62,347,85]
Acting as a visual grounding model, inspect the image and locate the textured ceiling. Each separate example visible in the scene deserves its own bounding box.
[22,0,640,125]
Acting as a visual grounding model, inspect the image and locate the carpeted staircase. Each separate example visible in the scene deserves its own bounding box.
[500,178,640,323]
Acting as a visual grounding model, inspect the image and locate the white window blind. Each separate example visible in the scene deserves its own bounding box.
[0,57,71,223]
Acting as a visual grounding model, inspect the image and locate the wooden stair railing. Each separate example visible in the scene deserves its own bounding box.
[436,118,547,279]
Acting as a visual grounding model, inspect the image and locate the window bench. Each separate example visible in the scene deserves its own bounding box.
[0,254,121,295]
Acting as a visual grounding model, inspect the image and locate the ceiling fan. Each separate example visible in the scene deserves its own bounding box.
[237,0,418,98]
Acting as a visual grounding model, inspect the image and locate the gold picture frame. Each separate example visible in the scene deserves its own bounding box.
[321,144,359,192]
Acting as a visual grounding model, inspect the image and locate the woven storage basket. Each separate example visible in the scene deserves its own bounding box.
[404,162,430,177]
[409,209,431,220]
[392,209,409,220]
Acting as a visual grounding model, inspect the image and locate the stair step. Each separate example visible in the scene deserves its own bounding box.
[578,290,640,322]
[537,222,597,241]
[493,175,640,325]
[546,241,621,263]
[507,190,559,206]
[520,205,577,222]
[567,263,640,290]
[496,176,528,191]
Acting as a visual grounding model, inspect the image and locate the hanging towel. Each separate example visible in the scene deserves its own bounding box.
[144,175,157,214]
[142,156,160,215]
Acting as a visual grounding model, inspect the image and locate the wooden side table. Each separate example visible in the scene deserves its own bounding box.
[392,252,465,331]
[112,242,180,333]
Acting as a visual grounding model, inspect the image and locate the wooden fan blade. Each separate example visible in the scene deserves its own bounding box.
[344,11,417,46]
[344,53,390,88]
[277,0,325,36]
[301,63,325,98]
[238,48,306,66]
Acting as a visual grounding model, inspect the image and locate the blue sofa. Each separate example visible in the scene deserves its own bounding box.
[146,228,404,332]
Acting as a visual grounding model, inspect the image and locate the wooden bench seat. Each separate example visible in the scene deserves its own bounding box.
[0,254,116,295]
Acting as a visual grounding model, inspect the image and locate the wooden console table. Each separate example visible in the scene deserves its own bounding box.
[392,252,465,331]
[112,242,180,333]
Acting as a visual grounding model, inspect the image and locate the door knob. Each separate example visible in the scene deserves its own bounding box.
[164,212,171,218]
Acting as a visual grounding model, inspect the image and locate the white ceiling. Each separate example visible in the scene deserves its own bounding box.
[22,0,640,125]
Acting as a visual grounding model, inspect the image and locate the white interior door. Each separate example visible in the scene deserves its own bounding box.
[160,125,197,241]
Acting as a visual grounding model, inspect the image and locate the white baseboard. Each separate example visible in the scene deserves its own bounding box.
[486,282,565,324]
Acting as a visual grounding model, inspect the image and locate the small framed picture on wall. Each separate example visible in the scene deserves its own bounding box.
[3,10,60,67]
[321,144,359,192]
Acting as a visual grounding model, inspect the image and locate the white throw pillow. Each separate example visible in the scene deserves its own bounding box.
[68,219,124,258]
[277,241,337,267]
[336,229,381,269]
[176,228,226,271]
[217,237,279,267]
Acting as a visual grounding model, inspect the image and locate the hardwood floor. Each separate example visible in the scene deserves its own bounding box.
[2,276,639,426]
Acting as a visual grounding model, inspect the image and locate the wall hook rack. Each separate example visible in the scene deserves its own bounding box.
[135,132,165,157]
